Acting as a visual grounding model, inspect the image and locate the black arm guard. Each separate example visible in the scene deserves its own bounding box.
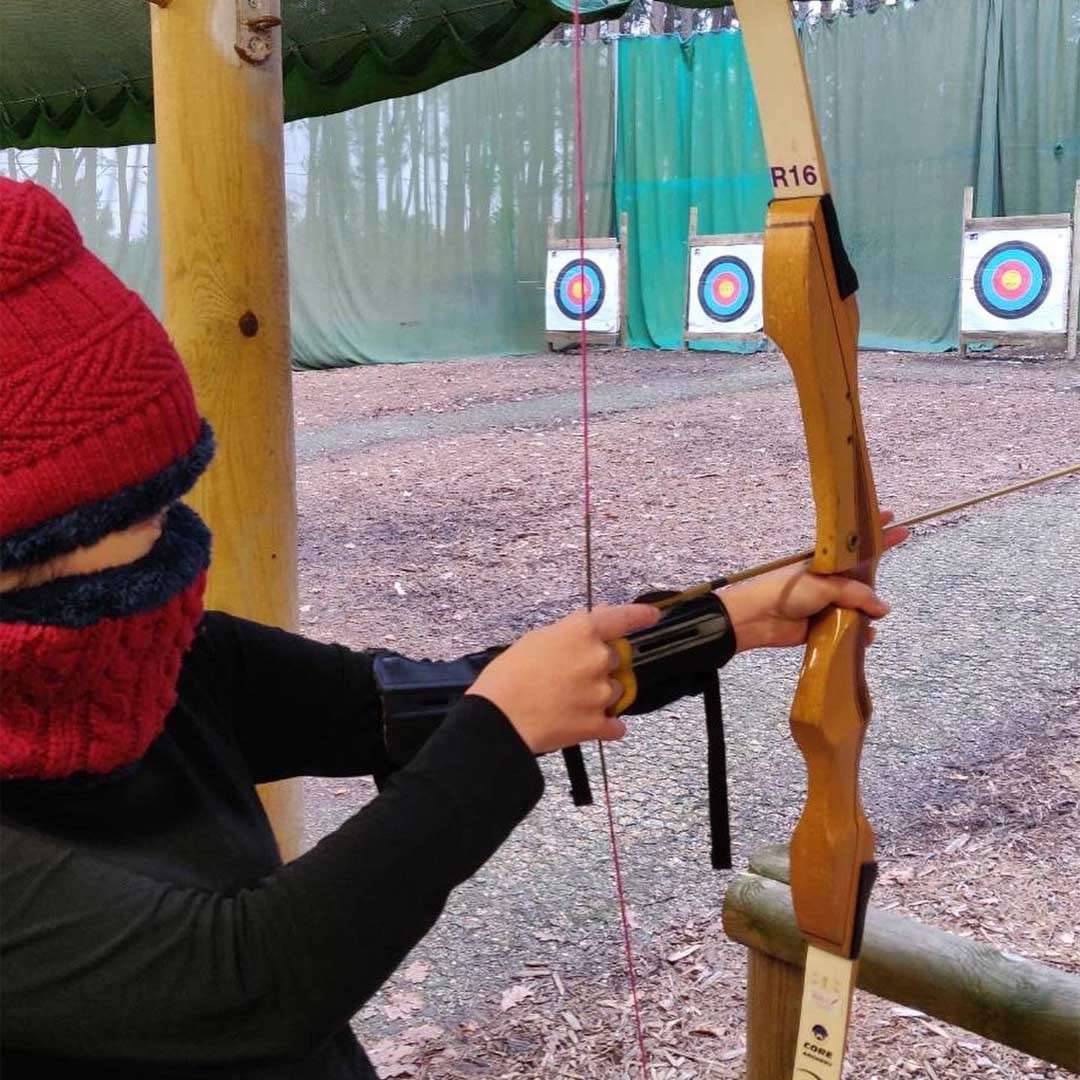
[629,587,735,869]
[373,592,737,868]
[375,595,734,766]
[374,646,592,805]
[622,592,736,715]
[374,647,503,768]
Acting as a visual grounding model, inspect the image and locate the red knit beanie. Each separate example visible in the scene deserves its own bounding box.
[1,179,215,780]
[0,178,213,569]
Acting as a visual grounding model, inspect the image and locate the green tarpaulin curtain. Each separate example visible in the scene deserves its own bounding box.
[4,0,1078,365]
[799,0,1000,351]
[288,43,614,366]
[996,0,1080,217]
[3,43,615,367]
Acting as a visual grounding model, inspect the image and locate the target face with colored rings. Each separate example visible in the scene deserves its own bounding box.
[698,255,755,322]
[974,241,1052,320]
[554,258,606,320]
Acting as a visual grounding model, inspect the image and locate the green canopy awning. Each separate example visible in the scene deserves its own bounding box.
[0,0,664,149]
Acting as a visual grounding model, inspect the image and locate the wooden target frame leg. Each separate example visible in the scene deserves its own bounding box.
[149,1,303,858]
[619,211,629,347]
[684,205,698,350]
[959,186,974,359]
[1067,179,1080,361]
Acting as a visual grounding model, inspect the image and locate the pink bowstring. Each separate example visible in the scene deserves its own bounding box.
[570,3,650,1072]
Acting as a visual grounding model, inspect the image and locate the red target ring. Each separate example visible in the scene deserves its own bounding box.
[991,260,1032,299]
[974,241,1051,320]
[711,272,739,305]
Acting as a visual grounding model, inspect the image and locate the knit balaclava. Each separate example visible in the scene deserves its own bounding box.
[0,178,214,781]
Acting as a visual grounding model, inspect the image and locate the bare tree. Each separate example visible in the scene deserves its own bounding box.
[547,0,918,42]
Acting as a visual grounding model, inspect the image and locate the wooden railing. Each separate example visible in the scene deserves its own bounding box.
[722,846,1080,1077]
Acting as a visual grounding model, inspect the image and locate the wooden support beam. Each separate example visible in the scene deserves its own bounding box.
[149,0,303,858]
[723,847,1080,1075]
[967,212,1072,231]
[547,234,625,251]
[684,205,696,348]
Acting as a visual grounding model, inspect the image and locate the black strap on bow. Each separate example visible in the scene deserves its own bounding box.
[702,668,731,869]
[561,684,727,853]
[633,585,732,870]
[561,745,593,806]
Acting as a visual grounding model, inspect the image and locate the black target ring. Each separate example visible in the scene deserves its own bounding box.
[697,254,755,323]
[554,258,606,321]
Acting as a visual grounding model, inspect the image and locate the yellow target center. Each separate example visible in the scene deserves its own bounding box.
[569,279,585,301]
[1000,268,1022,292]
[717,280,736,300]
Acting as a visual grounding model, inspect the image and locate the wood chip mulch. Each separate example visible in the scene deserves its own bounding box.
[291,348,1079,1079]
[369,708,1078,1078]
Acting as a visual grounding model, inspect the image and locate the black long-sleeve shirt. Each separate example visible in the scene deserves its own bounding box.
[1,612,544,1079]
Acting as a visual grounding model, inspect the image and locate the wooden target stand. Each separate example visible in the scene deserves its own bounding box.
[684,205,769,349]
[958,182,1080,360]
[545,212,628,351]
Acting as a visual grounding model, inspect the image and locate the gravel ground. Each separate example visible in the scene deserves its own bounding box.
[291,348,1080,1077]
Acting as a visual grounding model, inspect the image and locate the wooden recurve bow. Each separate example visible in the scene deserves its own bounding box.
[737,2,883,1076]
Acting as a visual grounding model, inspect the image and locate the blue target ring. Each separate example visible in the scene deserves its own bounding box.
[554,258,605,321]
[698,255,755,323]
[974,241,1051,320]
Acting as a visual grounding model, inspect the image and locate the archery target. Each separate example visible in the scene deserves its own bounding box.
[687,242,764,335]
[961,227,1072,333]
[555,258,605,321]
[545,247,620,334]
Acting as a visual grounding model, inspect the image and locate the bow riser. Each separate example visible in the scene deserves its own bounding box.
[763,195,881,958]
[764,199,879,581]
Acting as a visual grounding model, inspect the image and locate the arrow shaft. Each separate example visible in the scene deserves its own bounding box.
[658,461,1080,602]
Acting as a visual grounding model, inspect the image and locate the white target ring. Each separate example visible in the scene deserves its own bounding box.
[545,247,621,334]
[687,242,764,335]
[961,227,1072,334]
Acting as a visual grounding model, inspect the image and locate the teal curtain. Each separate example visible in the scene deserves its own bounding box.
[615,34,771,353]
[687,34,772,236]
[996,0,1080,216]
[615,36,692,351]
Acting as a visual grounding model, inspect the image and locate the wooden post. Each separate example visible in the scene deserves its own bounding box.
[724,847,1080,1075]
[149,0,303,859]
[618,210,629,347]
[745,950,801,1078]
[959,186,974,359]
[685,205,697,351]
[1067,179,1080,361]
